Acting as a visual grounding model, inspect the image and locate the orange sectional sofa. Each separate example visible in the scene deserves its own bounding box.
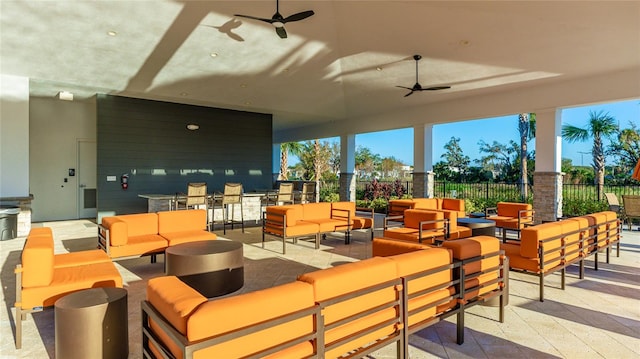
[388,197,466,218]
[14,227,123,349]
[262,201,374,254]
[500,211,620,301]
[485,201,535,240]
[98,209,216,261]
[141,236,505,358]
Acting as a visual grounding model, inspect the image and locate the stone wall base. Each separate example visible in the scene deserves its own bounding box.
[339,173,355,202]
[533,172,563,223]
[412,172,434,198]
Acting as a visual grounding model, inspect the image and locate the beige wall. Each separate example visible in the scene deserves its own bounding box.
[0,74,29,198]
[29,96,96,221]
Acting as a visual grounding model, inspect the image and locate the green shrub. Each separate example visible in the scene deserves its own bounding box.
[562,198,608,217]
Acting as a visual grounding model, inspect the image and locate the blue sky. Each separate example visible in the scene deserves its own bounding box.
[291,98,639,167]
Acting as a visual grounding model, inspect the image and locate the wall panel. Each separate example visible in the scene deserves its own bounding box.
[97,95,272,214]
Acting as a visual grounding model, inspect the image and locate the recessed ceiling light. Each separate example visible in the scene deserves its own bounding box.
[186,123,199,131]
[376,67,383,71]
[244,100,251,105]
[240,83,247,88]
[107,31,117,36]
[210,52,218,58]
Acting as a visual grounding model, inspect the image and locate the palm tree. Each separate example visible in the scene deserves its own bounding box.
[279,142,303,180]
[562,110,618,200]
[518,113,536,200]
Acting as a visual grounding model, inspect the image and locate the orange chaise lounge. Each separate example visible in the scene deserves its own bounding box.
[14,227,122,349]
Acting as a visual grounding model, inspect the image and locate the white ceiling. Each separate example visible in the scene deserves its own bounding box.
[2,1,639,141]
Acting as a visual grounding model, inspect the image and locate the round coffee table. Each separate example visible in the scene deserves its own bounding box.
[457,217,496,237]
[165,240,244,298]
[55,287,128,359]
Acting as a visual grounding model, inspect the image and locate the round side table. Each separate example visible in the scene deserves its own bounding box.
[55,287,128,359]
[165,240,244,298]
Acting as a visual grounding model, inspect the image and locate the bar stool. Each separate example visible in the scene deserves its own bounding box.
[212,183,244,234]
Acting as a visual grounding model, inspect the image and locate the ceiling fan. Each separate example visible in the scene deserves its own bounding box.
[396,55,451,97]
[235,0,314,39]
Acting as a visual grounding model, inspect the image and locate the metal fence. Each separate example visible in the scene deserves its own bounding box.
[321,179,640,203]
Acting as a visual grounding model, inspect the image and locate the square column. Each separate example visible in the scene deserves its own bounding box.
[413,124,434,198]
[533,109,563,222]
[340,135,356,201]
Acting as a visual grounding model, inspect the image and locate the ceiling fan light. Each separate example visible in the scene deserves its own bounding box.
[272,21,284,28]
[186,124,199,131]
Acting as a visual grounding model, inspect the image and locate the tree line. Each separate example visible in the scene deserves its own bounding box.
[279,111,640,191]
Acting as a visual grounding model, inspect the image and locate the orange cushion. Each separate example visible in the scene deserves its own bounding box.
[188,281,316,358]
[301,202,332,220]
[442,198,465,213]
[113,213,159,236]
[372,238,430,257]
[497,202,531,218]
[21,235,54,288]
[331,201,356,217]
[54,249,111,268]
[442,236,500,274]
[101,217,128,246]
[413,198,440,210]
[266,205,302,227]
[21,262,122,308]
[147,276,207,336]
[107,234,167,258]
[404,209,443,230]
[161,231,217,246]
[158,209,208,233]
[297,257,399,358]
[520,222,562,258]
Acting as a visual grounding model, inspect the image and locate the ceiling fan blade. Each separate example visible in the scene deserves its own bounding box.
[235,14,273,24]
[423,86,451,91]
[283,10,314,23]
[396,85,412,90]
[404,91,414,97]
[276,26,288,38]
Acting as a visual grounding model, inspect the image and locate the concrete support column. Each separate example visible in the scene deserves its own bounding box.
[413,124,434,198]
[339,173,356,202]
[340,135,356,201]
[534,108,563,222]
[272,143,281,185]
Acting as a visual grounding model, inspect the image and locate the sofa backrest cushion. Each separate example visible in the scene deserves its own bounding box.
[28,227,53,237]
[405,209,443,230]
[413,198,440,211]
[331,201,356,217]
[386,247,452,294]
[297,257,399,358]
[147,276,207,336]
[519,222,562,259]
[101,217,128,246]
[302,202,332,220]
[188,281,316,357]
[442,198,465,212]
[372,238,431,257]
[103,213,159,245]
[497,202,532,218]
[158,209,206,233]
[297,257,397,322]
[21,235,55,288]
[442,236,499,274]
[266,205,302,227]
